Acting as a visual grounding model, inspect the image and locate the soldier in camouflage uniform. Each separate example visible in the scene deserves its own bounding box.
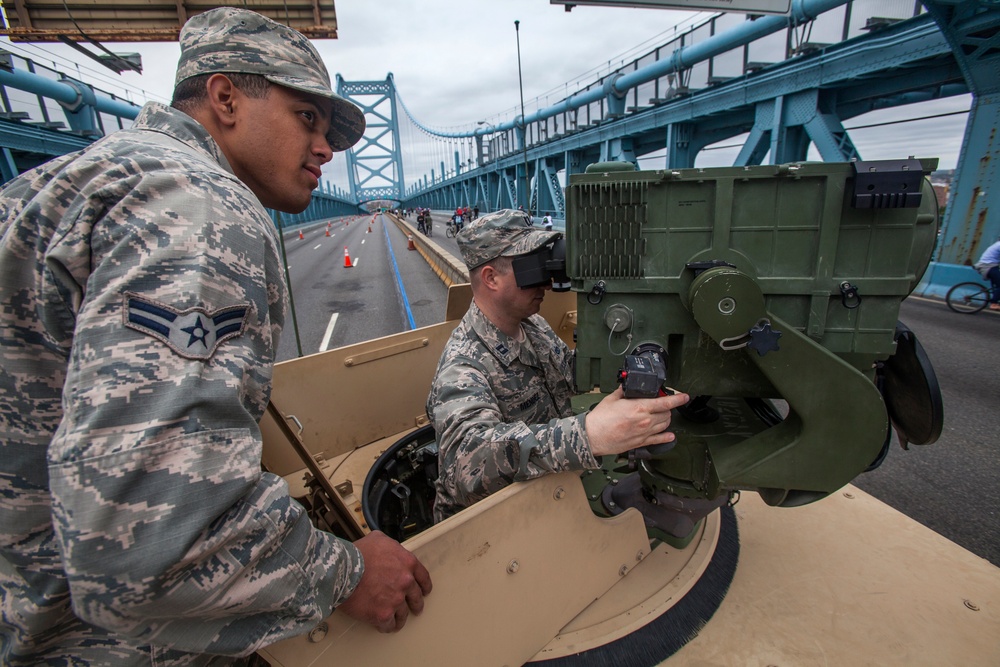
[427,209,689,523]
[0,8,430,666]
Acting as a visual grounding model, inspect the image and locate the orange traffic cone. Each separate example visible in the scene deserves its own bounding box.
[298,230,304,240]
[367,224,372,233]
[407,235,416,251]
[325,228,330,237]
[343,246,353,268]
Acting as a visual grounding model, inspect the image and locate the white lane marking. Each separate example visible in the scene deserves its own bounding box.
[313,244,322,250]
[320,313,339,352]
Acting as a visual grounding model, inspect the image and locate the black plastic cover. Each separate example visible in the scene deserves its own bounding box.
[882,321,944,447]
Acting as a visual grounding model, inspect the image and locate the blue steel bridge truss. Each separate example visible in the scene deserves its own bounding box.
[337,74,405,206]
[0,0,995,296]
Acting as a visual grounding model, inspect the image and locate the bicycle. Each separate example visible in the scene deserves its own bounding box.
[945,281,992,314]
[416,212,433,237]
[446,215,463,238]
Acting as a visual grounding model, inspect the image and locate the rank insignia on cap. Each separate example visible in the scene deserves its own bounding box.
[123,292,250,360]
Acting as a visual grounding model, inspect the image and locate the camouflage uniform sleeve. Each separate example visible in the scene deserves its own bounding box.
[44,169,361,656]
[429,350,598,515]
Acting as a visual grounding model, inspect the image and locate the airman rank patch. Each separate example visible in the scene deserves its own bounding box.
[123,291,250,360]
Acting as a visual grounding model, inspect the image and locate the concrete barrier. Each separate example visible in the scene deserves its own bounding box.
[387,213,469,287]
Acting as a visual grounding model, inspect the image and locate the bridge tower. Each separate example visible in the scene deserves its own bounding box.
[337,74,405,206]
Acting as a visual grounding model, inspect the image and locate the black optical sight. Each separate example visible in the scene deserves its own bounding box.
[512,238,570,292]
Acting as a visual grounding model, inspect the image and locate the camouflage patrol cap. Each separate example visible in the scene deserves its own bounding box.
[175,7,365,152]
[458,209,561,270]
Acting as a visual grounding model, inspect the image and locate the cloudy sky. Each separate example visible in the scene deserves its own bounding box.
[4,0,971,173]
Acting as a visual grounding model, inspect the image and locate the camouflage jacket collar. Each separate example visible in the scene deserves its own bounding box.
[467,300,543,369]
[134,102,234,176]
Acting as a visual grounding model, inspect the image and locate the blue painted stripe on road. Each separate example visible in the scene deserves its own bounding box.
[382,217,417,330]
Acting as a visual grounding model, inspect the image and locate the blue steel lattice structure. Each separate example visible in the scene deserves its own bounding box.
[0,0,995,296]
[337,74,405,205]
[0,53,362,224]
[917,0,999,292]
[399,0,996,299]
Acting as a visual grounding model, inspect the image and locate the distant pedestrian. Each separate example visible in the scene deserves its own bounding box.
[542,213,553,231]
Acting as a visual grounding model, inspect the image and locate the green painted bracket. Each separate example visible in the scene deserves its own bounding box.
[686,266,888,506]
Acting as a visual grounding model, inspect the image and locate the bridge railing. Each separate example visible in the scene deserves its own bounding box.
[0,51,361,221]
[473,0,924,171]
[0,51,136,136]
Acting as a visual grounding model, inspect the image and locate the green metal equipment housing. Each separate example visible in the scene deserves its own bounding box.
[568,159,941,515]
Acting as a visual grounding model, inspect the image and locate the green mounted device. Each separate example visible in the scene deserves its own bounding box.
[567,159,943,540]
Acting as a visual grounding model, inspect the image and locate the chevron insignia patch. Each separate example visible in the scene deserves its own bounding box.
[123,291,250,360]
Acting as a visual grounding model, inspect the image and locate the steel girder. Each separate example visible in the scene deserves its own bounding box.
[405,12,961,210]
[734,89,861,165]
[535,158,565,216]
[920,0,999,270]
[0,119,92,179]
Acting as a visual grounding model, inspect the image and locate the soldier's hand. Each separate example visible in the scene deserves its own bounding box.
[585,386,689,457]
[338,530,432,633]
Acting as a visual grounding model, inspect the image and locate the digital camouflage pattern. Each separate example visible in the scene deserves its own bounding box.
[427,301,599,523]
[0,102,363,666]
[175,7,365,152]
[456,209,560,270]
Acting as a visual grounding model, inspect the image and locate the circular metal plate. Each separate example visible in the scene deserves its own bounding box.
[529,507,736,664]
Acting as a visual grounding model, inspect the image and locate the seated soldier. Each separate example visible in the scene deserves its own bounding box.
[426,209,689,522]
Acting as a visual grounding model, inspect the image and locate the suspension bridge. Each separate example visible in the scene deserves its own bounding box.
[2,6,999,660]
[0,0,996,299]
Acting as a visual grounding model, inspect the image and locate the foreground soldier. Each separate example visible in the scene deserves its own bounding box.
[0,8,430,665]
[427,210,689,522]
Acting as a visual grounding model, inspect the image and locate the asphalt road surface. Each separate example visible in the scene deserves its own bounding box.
[853,297,1000,566]
[275,212,448,361]
[274,223,999,566]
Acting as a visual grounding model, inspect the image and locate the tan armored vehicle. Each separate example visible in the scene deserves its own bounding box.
[258,162,999,666]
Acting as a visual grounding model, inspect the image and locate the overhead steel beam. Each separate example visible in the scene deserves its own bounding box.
[0,0,339,41]
[413,0,854,140]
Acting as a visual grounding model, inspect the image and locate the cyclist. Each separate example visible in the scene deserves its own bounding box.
[974,237,1000,311]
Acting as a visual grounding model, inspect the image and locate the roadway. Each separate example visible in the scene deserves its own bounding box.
[273,218,999,567]
[853,297,1000,567]
[275,212,450,361]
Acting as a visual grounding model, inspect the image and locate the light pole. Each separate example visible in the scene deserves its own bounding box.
[514,20,531,219]
[477,121,498,214]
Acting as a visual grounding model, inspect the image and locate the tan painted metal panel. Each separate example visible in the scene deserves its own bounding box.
[674,488,1000,665]
[258,472,652,667]
[262,319,459,477]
